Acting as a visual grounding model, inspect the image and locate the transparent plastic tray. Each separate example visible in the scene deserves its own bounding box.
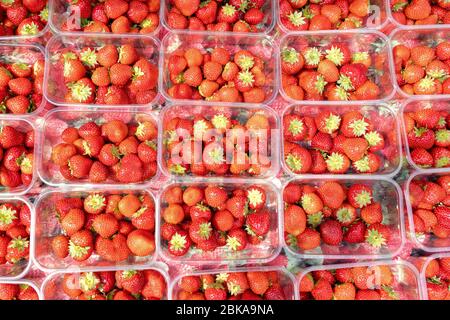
[419,252,450,300]
[282,176,405,260]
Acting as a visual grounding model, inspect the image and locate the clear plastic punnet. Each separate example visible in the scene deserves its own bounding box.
[160,31,279,106]
[401,98,450,171]
[37,107,160,188]
[48,0,163,36]
[0,197,34,280]
[276,0,390,33]
[0,117,39,196]
[405,170,450,252]
[159,103,280,180]
[161,0,276,35]
[386,0,449,28]
[0,279,42,300]
[279,30,395,105]
[281,103,402,177]
[297,260,423,300]
[0,43,46,116]
[389,27,450,99]
[169,266,297,300]
[158,179,282,265]
[43,33,161,108]
[32,188,159,273]
[420,252,450,300]
[40,263,169,300]
[282,176,405,260]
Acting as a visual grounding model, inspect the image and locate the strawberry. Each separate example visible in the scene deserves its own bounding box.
[168,230,191,256]
[347,184,373,208]
[320,220,343,245]
[343,220,366,243]
[68,155,93,178]
[51,234,69,258]
[365,223,391,248]
[342,137,368,161]
[218,4,239,23]
[284,204,306,236]
[204,285,227,300]
[226,228,247,251]
[204,186,228,208]
[246,185,266,210]
[325,152,350,173]
[226,195,248,218]
[285,145,312,173]
[69,230,94,262]
[339,63,368,90]
[315,111,341,134]
[246,211,270,236]
[410,148,433,168]
[311,279,333,300]
[196,0,218,25]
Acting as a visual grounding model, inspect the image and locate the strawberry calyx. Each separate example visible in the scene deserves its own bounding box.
[325,152,345,171]
[349,119,369,137]
[435,129,450,143]
[244,224,257,237]
[381,285,399,300]
[286,153,303,171]
[364,131,382,146]
[352,51,369,63]
[337,74,354,91]
[413,127,427,137]
[417,76,435,90]
[20,22,39,35]
[62,52,77,61]
[216,273,229,283]
[282,48,299,64]
[323,114,341,133]
[286,233,298,249]
[301,6,314,19]
[392,2,407,11]
[353,156,370,172]
[169,232,188,252]
[227,282,242,296]
[226,235,241,251]
[69,82,92,102]
[325,46,345,66]
[132,66,145,81]
[135,122,147,140]
[0,205,17,226]
[193,119,210,138]
[8,236,29,251]
[207,147,225,164]
[334,85,350,100]
[307,212,323,228]
[222,3,237,16]
[436,156,450,168]
[80,48,98,68]
[140,19,154,28]
[132,206,147,218]
[427,276,442,285]
[247,188,264,208]
[86,194,106,211]
[288,118,304,135]
[39,7,49,22]
[426,68,448,81]
[355,190,372,207]
[237,70,255,86]
[335,207,354,224]
[68,240,90,258]
[236,55,254,71]
[122,270,137,279]
[315,75,327,95]
[365,228,386,248]
[79,272,100,292]
[198,222,213,240]
[438,116,447,128]
[169,163,187,175]
[211,114,229,130]
[19,155,32,172]
[287,11,307,27]
[145,140,157,150]
[82,140,93,157]
[303,47,321,66]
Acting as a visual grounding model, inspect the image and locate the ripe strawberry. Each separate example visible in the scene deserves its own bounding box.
[168,230,191,256]
[51,234,69,258]
[365,223,391,248]
[347,184,373,208]
[226,195,248,218]
[297,228,321,250]
[246,186,266,210]
[226,228,247,251]
[61,208,85,236]
[284,204,306,236]
[205,186,228,208]
[320,220,343,245]
[325,152,350,174]
[246,211,270,236]
[410,148,433,168]
[285,145,312,173]
[343,220,366,243]
[311,279,333,300]
[204,285,227,300]
[69,230,94,262]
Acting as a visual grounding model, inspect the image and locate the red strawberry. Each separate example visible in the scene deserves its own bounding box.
[196,0,218,25]
[311,279,333,300]
[343,221,366,243]
[283,114,306,141]
[320,220,343,245]
[347,184,373,208]
[168,230,191,256]
[285,145,312,173]
[339,63,368,90]
[246,211,270,236]
[246,185,266,210]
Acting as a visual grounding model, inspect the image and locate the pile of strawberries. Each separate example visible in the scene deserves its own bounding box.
[424,257,450,300]
[176,271,289,300]
[299,265,411,300]
[284,181,395,253]
[49,192,156,263]
[163,107,274,177]
[284,109,398,174]
[280,0,373,31]
[58,0,160,34]
[50,117,157,184]
[161,184,272,257]
[404,105,450,168]
[408,175,450,241]
[53,269,166,300]
[0,125,34,189]
[0,56,45,114]
[393,40,450,95]
[281,44,381,101]
[0,0,47,36]
[166,0,269,32]
[0,201,31,269]
[0,283,39,300]
[166,46,270,103]
[391,0,450,25]
[51,43,158,105]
